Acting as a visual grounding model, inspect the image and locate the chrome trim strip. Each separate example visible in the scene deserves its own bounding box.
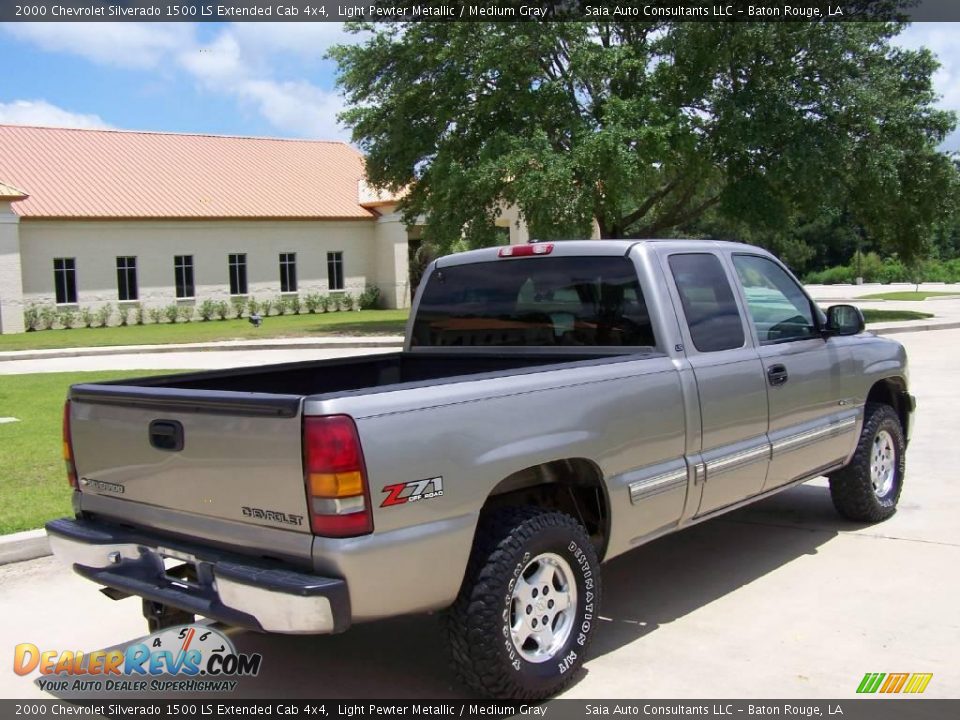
[629,468,688,505]
[628,459,849,548]
[771,416,857,456]
[693,462,706,486]
[705,444,771,478]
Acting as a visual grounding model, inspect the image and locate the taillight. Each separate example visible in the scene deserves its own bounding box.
[63,400,78,490]
[498,243,554,257]
[303,415,373,538]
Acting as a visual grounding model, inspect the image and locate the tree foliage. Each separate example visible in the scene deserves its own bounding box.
[332,18,957,260]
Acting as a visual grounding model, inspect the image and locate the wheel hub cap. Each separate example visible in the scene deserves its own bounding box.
[509,552,577,664]
[870,429,896,498]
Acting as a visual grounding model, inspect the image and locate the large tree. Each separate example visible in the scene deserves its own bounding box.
[332,19,956,259]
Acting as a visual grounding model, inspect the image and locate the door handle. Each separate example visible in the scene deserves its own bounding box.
[767,364,788,387]
[149,420,184,451]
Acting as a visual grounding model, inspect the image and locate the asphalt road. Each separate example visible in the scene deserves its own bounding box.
[1,330,957,700]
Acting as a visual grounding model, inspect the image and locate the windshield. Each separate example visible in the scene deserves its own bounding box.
[411,256,656,348]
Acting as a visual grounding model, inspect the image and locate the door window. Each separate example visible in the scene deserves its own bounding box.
[733,255,817,344]
[668,253,745,352]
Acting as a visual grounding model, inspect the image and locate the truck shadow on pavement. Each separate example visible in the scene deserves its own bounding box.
[589,482,853,661]
[38,483,863,700]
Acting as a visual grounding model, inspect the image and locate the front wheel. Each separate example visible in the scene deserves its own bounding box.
[444,507,601,699]
[829,403,906,522]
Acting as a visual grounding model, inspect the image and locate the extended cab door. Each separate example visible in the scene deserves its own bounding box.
[729,253,859,490]
[663,252,771,516]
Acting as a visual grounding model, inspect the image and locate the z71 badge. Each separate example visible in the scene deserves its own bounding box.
[381,477,444,507]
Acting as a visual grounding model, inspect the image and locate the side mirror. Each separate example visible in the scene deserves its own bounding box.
[825,304,865,336]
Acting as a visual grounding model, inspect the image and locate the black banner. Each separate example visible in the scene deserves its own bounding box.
[4,0,960,24]
[1,700,957,720]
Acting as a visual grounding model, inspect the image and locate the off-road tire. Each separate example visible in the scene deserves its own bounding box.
[444,507,601,699]
[829,403,905,522]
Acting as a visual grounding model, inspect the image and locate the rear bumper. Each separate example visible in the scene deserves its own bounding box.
[45,517,350,635]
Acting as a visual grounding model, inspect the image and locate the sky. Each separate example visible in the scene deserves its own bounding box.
[0,22,958,148]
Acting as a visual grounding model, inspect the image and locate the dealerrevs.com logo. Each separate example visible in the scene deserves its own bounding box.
[14,625,262,693]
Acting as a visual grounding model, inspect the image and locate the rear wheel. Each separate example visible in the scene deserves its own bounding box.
[829,403,905,522]
[444,507,600,699]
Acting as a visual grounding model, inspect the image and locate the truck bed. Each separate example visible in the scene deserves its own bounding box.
[84,350,636,398]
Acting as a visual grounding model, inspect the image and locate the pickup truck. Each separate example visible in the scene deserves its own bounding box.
[47,240,914,699]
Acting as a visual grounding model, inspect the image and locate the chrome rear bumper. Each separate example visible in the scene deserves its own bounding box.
[46,517,350,635]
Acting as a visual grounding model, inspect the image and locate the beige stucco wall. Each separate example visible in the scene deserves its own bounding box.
[0,201,25,333]
[17,218,410,322]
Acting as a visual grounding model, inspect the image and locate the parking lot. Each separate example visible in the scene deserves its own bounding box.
[1,329,957,699]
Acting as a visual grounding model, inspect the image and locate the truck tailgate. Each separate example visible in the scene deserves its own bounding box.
[68,385,310,534]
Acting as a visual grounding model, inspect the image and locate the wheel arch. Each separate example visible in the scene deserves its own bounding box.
[866,376,910,438]
[477,458,611,561]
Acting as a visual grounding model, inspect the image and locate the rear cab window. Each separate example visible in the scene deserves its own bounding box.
[668,253,746,353]
[411,256,656,348]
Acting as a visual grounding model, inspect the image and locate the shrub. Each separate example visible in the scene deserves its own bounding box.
[305,293,322,313]
[80,307,95,329]
[358,284,382,310]
[40,306,57,330]
[272,297,287,316]
[134,304,145,325]
[850,252,885,282]
[330,294,342,312]
[247,297,261,316]
[231,297,247,319]
[945,259,960,283]
[198,299,218,321]
[177,305,194,323]
[95,304,112,328]
[341,294,355,311]
[164,305,180,324]
[118,305,131,327]
[148,307,164,324]
[58,308,77,329]
[23,304,40,332]
[285,295,302,315]
[319,294,331,313]
[215,300,230,320]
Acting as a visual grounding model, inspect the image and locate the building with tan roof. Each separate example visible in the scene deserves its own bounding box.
[0,124,441,334]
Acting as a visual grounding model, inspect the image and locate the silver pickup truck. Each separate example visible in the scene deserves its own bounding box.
[47,240,914,698]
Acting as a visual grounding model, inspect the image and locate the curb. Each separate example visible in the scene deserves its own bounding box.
[0,338,404,363]
[0,529,50,566]
[871,321,960,336]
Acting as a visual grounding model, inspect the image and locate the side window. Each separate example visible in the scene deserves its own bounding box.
[668,253,745,353]
[733,255,817,344]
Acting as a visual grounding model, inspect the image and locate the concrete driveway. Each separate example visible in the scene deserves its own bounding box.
[0,330,957,699]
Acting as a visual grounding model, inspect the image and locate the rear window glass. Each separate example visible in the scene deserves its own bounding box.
[411,256,656,348]
[668,253,745,353]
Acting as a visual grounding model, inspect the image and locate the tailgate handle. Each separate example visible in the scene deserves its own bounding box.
[149,420,184,451]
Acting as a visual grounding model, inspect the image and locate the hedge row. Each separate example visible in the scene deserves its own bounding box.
[803,254,960,285]
[23,286,382,331]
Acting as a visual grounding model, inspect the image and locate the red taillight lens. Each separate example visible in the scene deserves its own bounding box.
[498,243,554,258]
[63,400,78,490]
[303,416,373,538]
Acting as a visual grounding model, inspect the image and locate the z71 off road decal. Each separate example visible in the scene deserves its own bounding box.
[381,477,444,507]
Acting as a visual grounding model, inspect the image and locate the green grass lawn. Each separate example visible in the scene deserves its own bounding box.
[0,370,177,534]
[862,309,934,323]
[0,309,409,352]
[859,291,960,301]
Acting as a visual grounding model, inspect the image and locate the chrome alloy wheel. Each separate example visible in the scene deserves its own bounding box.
[509,552,577,664]
[871,429,897,498]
